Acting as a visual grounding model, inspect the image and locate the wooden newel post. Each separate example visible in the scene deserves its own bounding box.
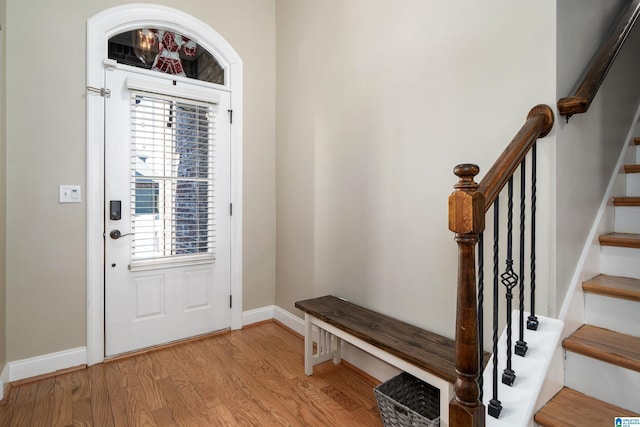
[448,164,485,427]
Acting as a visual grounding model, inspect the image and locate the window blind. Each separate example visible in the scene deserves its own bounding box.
[129,90,217,269]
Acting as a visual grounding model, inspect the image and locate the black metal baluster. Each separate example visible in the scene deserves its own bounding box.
[528,143,539,330]
[516,160,528,357]
[488,198,502,418]
[500,178,517,386]
[477,232,484,402]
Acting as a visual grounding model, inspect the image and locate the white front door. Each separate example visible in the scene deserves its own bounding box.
[104,68,231,357]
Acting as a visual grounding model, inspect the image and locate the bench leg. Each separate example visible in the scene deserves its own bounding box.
[304,314,314,376]
[304,314,342,376]
[333,336,342,365]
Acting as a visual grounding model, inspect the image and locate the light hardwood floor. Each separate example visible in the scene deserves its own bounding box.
[0,321,384,426]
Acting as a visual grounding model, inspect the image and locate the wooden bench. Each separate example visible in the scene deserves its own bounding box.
[295,295,466,426]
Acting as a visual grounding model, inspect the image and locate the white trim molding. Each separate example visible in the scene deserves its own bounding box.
[242,305,310,337]
[274,306,305,334]
[7,348,87,383]
[86,4,243,366]
[0,364,8,400]
[242,305,276,326]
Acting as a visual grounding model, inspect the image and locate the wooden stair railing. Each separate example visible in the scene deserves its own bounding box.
[558,0,640,119]
[448,104,554,427]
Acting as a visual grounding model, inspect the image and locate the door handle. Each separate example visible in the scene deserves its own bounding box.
[110,230,133,239]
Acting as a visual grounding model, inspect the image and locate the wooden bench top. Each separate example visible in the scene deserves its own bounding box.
[296,295,470,384]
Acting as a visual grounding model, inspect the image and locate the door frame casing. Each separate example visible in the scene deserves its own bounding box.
[86,4,243,365]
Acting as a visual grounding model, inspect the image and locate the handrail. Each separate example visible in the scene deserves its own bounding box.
[448,104,554,427]
[479,105,554,209]
[558,0,640,118]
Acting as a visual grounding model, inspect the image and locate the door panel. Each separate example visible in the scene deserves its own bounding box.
[104,68,231,356]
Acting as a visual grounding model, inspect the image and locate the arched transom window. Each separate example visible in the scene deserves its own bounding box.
[108,28,225,85]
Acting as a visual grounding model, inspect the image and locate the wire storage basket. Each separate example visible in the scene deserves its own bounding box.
[374,372,440,427]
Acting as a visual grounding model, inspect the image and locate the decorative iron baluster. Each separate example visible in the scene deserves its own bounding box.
[516,159,528,357]
[500,178,517,386]
[528,143,539,330]
[478,232,484,401]
[488,198,502,418]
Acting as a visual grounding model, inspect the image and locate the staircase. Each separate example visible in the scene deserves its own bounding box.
[535,138,640,426]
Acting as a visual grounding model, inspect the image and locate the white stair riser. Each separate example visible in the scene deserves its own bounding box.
[600,246,640,279]
[614,206,640,233]
[565,351,640,413]
[584,294,640,337]
[626,172,640,196]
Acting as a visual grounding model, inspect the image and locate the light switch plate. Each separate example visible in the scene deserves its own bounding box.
[59,185,81,203]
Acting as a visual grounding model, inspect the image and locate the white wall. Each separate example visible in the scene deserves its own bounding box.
[555,0,640,313]
[557,0,627,98]
[275,0,556,337]
[5,0,637,376]
[0,0,6,373]
[4,0,276,361]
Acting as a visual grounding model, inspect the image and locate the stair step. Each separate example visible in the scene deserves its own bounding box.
[584,275,640,336]
[583,274,640,302]
[614,205,640,233]
[626,172,640,196]
[625,164,640,174]
[613,196,640,206]
[635,136,640,145]
[534,387,638,427]
[599,232,640,249]
[601,245,640,279]
[563,325,640,373]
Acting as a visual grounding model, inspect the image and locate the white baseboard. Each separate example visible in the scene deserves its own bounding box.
[242,305,276,326]
[273,306,305,335]
[0,363,8,400]
[243,304,306,335]
[7,347,87,382]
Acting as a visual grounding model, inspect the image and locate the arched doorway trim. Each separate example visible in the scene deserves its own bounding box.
[86,4,243,365]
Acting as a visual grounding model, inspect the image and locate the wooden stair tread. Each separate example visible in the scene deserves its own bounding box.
[563,325,640,373]
[613,196,640,206]
[583,274,640,302]
[535,387,638,427]
[599,232,640,248]
[624,164,640,173]
[635,136,640,145]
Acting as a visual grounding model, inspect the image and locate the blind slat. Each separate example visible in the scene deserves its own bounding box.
[129,90,217,262]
